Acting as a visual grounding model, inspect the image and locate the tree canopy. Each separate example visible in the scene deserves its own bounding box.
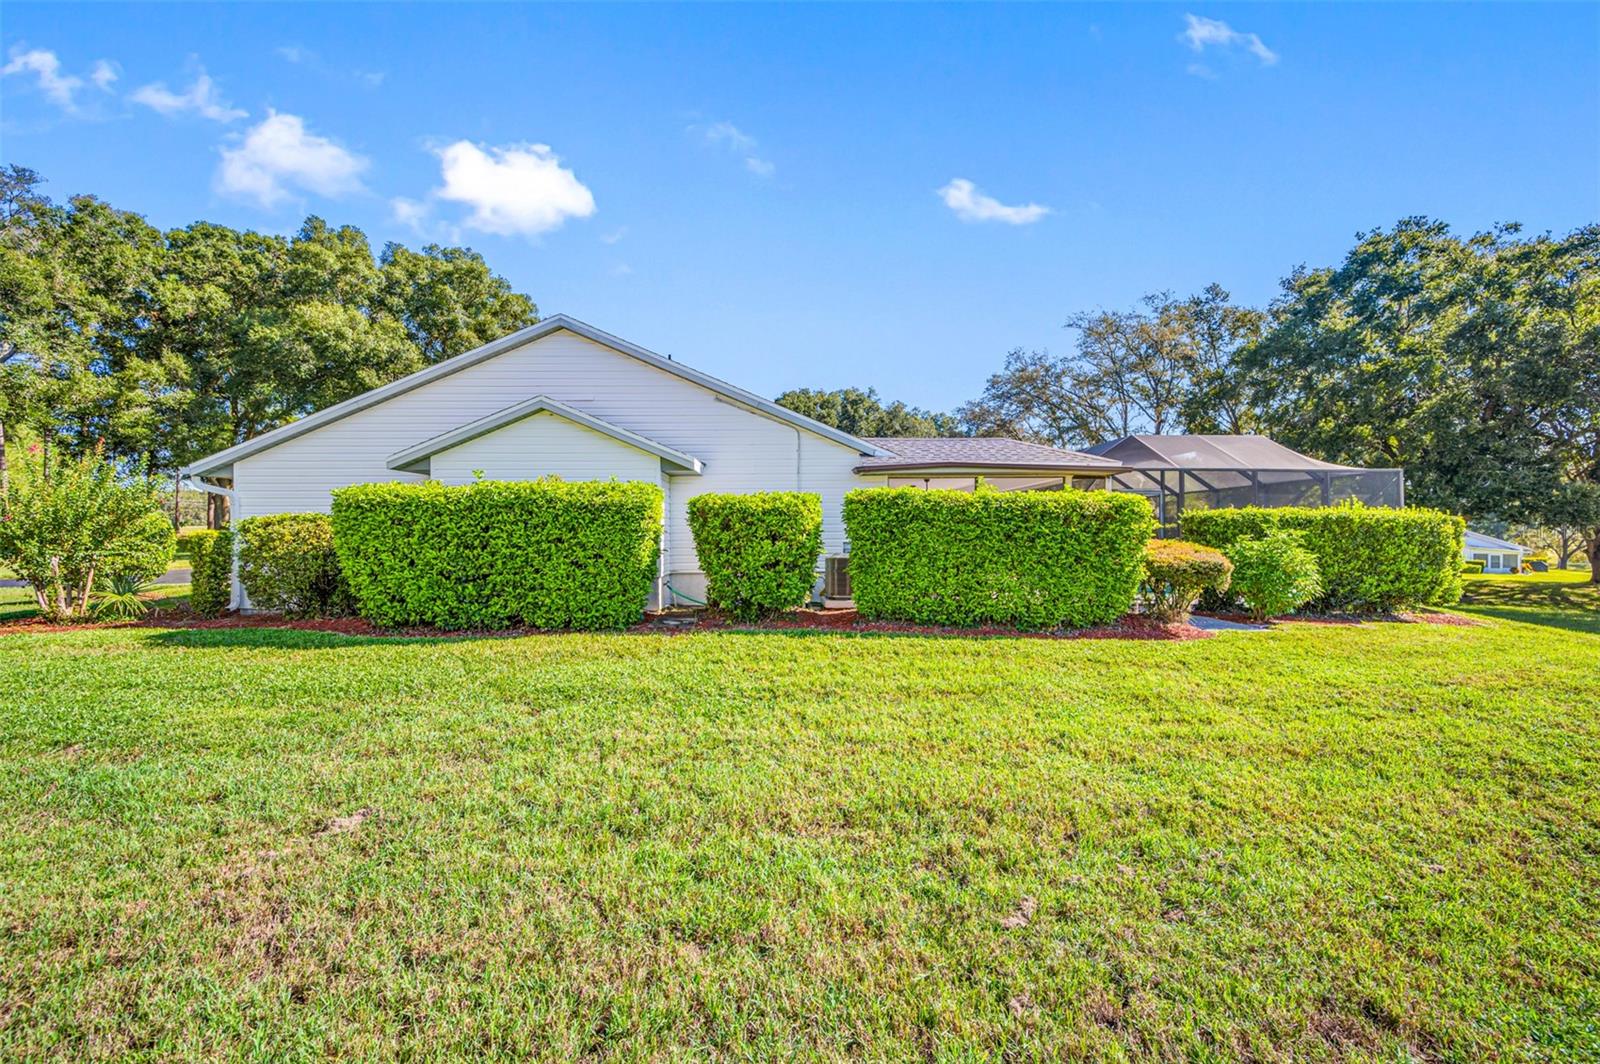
[0,167,537,480]
[1241,218,1599,569]
[774,387,959,438]
[957,286,1264,447]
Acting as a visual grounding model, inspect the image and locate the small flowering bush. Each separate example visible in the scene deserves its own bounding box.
[0,447,170,621]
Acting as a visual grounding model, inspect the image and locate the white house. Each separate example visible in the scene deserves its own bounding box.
[1463,530,1528,574]
[182,316,1126,610]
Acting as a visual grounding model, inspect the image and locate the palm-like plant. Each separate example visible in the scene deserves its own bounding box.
[92,574,152,622]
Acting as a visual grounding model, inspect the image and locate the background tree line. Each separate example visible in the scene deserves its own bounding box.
[0,165,537,503]
[2,167,1594,573]
[781,220,1599,576]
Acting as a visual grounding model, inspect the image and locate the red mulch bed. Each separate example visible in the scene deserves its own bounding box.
[1,603,1213,641]
[634,607,1214,641]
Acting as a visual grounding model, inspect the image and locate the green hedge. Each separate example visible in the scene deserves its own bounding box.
[237,513,352,618]
[1462,558,1485,574]
[101,510,176,585]
[1142,539,1232,623]
[187,529,233,617]
[842,487,1154,629]
[1181,503,1465,612]
[175,528,212,561]
[687,492,823,620]
[331,479,662,630]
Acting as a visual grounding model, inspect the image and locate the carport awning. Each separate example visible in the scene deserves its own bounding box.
[386,394,704,475]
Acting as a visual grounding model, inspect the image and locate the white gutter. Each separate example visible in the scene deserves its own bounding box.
[182,476,234,501]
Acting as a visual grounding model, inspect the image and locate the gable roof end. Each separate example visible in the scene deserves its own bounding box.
[180,314,890,477]
[386,395,703,474]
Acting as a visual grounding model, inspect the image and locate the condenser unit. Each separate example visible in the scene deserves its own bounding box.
[823,555,851,601]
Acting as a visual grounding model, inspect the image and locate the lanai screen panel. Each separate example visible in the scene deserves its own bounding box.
[1095,435,1404,536]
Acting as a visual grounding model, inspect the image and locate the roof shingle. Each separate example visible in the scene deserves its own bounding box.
[856,437,1125,473]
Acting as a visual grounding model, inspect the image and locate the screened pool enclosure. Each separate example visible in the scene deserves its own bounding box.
[1085,435,1405,536]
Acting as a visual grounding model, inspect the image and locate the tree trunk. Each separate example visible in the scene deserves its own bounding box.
[0,416,7,498]
[1588,531,1600,584]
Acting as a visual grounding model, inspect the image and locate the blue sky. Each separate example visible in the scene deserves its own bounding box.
[3,3,1597,412]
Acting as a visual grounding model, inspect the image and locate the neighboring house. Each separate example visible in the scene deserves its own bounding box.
[1463,530,1528,574]
[1085,434,1405,534]
[182,315,1124,609]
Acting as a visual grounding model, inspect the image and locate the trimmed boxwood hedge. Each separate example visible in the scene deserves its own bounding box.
[687,492,823,620]
[842,487,1155,630]
[237,513,352,618]
[1181,503,1465,612]
[331,479,663,630]
[187,529,233,617]
[175,528,211,561]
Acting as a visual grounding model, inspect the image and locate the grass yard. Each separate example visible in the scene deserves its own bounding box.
[0,574,1596,1060]
[0,582,191,623]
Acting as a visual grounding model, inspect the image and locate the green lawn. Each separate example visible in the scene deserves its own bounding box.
[1,575,1596,1060]
[0,581,190,623]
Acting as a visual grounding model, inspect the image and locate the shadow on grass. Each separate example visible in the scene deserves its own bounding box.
[1457,575,1600,635]
[144,627,457,651]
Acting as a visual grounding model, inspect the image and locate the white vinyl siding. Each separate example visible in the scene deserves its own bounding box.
[427,411,660,485]
[230,329,883,601]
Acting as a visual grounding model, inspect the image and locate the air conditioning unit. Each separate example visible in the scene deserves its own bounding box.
[823,555,851,601]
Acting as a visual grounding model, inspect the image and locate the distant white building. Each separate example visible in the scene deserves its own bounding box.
[1463,530,1528,574]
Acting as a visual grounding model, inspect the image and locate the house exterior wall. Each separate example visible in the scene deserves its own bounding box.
[229,329,882,606]
[426,411,661,485]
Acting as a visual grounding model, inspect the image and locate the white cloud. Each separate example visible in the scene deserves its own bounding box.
[390,196,430,230]
[937,178,1050,226]
[131,69,246,122]
[276,45,384,88]
[430,141,596,237]
[600,226,628,245]
[1181,14,1278,66]
[3,48,85,111]
[697,120,775,178]
[217,111,368,207]
[89,60,119,91]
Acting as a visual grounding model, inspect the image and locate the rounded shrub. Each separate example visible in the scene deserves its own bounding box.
[1226,532,1323,622]
[687,492,823,621]
[237,513,352,618]
[187,529,234,617]
[1141,539,1232,623]
[842,487,1155,630]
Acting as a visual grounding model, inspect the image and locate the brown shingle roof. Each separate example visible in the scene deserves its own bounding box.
[856,437,1126,474]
